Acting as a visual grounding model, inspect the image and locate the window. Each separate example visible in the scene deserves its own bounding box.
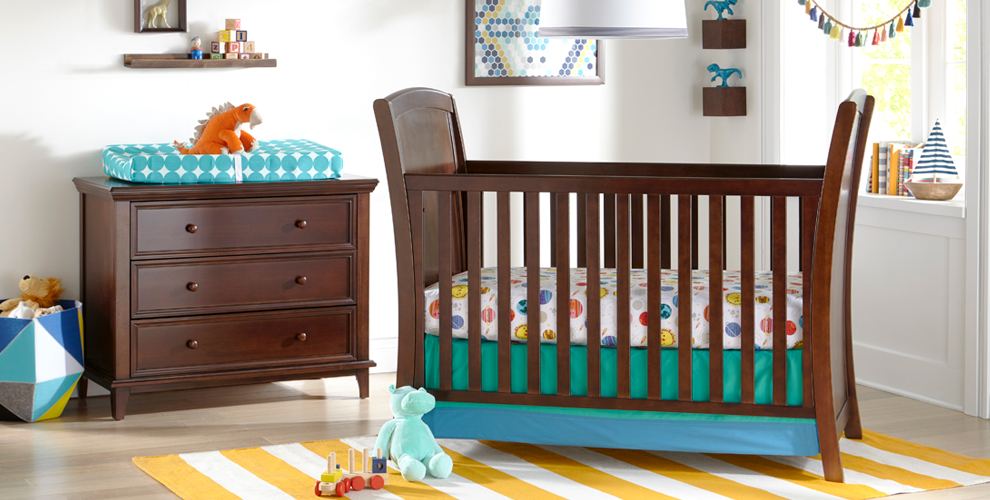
[846,0,967,173]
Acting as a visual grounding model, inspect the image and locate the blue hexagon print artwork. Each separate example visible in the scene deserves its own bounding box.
[470,0,601,84]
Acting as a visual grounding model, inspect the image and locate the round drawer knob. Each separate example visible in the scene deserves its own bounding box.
[186,340,198,349]
[296,333,307,342]
[186,224,198,234]
[186,282,199,292]
[295,220,307,229]
[296,276,307,285]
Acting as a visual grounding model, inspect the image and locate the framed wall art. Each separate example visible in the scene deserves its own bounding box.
[465,0,605,86]
[134,0,188,33]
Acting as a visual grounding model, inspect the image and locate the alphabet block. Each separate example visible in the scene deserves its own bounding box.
[225,19,241,30]
[243,41,256,53]
[224,53,237,59]
[211,41,225,53]
[210,53,223,59]
[227,41,241,53]
[236,30,248,42]
[239,53,250,59]
[251,53,264,59]
[219,30,235,43]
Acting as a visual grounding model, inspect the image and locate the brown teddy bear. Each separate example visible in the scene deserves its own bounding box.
[0,275,64,318]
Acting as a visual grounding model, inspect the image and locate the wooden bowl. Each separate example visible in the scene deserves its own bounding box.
[904,182,963,201]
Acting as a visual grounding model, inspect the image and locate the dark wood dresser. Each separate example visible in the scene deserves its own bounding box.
[73,175,378,420]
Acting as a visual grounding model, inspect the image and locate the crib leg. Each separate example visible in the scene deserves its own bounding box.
[843,393,863,439]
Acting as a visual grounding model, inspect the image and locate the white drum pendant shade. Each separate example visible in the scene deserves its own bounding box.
[538,0,689,39]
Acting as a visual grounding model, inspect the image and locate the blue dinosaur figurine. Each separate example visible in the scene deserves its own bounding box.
[704,0,737,20]
[707,64,742,87]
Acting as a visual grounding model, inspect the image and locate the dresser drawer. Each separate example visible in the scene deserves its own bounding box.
[132,307,355,376]
[133,197,353,258]
[133,253,353,317]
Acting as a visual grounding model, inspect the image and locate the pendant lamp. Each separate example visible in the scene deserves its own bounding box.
[538,0,689,39]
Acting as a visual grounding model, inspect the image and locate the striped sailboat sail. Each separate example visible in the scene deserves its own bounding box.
[909,120,960,183]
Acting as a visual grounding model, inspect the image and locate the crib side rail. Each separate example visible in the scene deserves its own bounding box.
[406,174,823,419]
[466,160,826,179]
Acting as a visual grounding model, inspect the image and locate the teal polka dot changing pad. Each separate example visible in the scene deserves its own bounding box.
[102,139,343,184]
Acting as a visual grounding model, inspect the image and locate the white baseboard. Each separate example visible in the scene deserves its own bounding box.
[856,379,964,412]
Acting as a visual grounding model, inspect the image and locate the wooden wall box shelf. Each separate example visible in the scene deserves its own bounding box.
[73,175,378,420]
[703,87,747,116]
[702,20,747,49]
[124,54,277,68]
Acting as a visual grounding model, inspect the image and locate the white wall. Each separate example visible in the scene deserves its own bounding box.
[0,1,711,379]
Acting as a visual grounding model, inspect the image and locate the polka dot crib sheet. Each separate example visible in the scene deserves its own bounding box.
[102,139,343,184]
[424,267,805,349]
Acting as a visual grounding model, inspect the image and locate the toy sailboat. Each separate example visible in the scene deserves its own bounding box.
[904,119,963,201]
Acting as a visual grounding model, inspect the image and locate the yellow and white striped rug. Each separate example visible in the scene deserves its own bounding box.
[133,431,990,499]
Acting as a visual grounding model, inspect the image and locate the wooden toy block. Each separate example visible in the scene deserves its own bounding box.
[210,53,223,59]
[227,42,241,53]
[243,41,256,53]
[219,30,234,42]
[211,41,225,53]
[239,53,250,59]
[224,53,237,59]
[251,53,264,59]
[225,19,241,30]
[236,30,248,42]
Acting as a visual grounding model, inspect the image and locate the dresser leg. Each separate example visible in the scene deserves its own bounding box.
[111,388,130,420]
[356,370,369,399]
[77,376,88,399]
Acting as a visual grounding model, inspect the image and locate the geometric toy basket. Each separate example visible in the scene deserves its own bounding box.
[0,300,83,422]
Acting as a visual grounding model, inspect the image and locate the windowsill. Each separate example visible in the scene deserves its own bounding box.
[857,192,965,218]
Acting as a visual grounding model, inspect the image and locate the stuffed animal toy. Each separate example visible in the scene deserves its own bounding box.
[173,102,263,155]
[374,386,453,482]
[0,275,64,318]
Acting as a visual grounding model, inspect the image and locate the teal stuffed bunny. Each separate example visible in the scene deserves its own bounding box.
[374,385,453,482]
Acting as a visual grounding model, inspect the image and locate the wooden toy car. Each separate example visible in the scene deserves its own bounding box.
[315,447,388,497]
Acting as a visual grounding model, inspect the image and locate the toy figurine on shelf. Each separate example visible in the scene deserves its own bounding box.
[707,63,742,87]
[190,37,203,60]
[704,0,737,20]
[143,0,172,29]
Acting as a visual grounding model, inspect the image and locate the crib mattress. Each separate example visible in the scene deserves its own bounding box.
[424,336,804,405]
[102,139,343,184]
[424,267,804,349]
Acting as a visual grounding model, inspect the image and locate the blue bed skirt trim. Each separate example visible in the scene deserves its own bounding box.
[423,402,820,456]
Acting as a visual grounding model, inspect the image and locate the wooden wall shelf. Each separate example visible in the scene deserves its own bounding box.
[702,20,746,50]
[124,54,277,69]
[703,87,747,116]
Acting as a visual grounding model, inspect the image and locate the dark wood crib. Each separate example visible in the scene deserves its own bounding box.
[375,87,874,482]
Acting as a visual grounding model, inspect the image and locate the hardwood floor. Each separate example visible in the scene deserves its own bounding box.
[1,375,988,499]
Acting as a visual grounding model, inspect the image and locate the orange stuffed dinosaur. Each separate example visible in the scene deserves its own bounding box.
[173,102,263,155]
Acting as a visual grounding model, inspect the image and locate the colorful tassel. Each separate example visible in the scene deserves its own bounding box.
[905,12,914,27]
[830,24,841,39]
[848,30,855,47]
[818,14,826,29]
[889,22,897,38]
[881,25,888,41]
[811,7,818,21]
[798,0,807,5]
[823,19,832,35]
[917,0,930,7]
[872,28,880,45]
[856,31,865,46]
[805,1,812,14]
[914,4,922,17]
[896,15,905,32]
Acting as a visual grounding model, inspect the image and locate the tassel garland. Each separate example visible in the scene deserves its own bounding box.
[796,0,932,48]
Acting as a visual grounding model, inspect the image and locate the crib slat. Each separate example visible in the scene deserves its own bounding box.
[802,195,817,408]
[632,194,644,268]
[617,194,631,399]
[556,193,571,396]
[660,195,671,268]
[692,196,700,269]
[409,191,426,389]
[772,196,787,406]
[709,195,724,403]
[741,196,756,404]
[525,192,541,395]
[467,191,483,392]
[604,194,616,268]
[549,193,557,268]
[678,195,693,401]
[586,194,602,398]
[577,194,587,268]
[497,192,512,393]
[438,191,453,392]
[647,195,662,400]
